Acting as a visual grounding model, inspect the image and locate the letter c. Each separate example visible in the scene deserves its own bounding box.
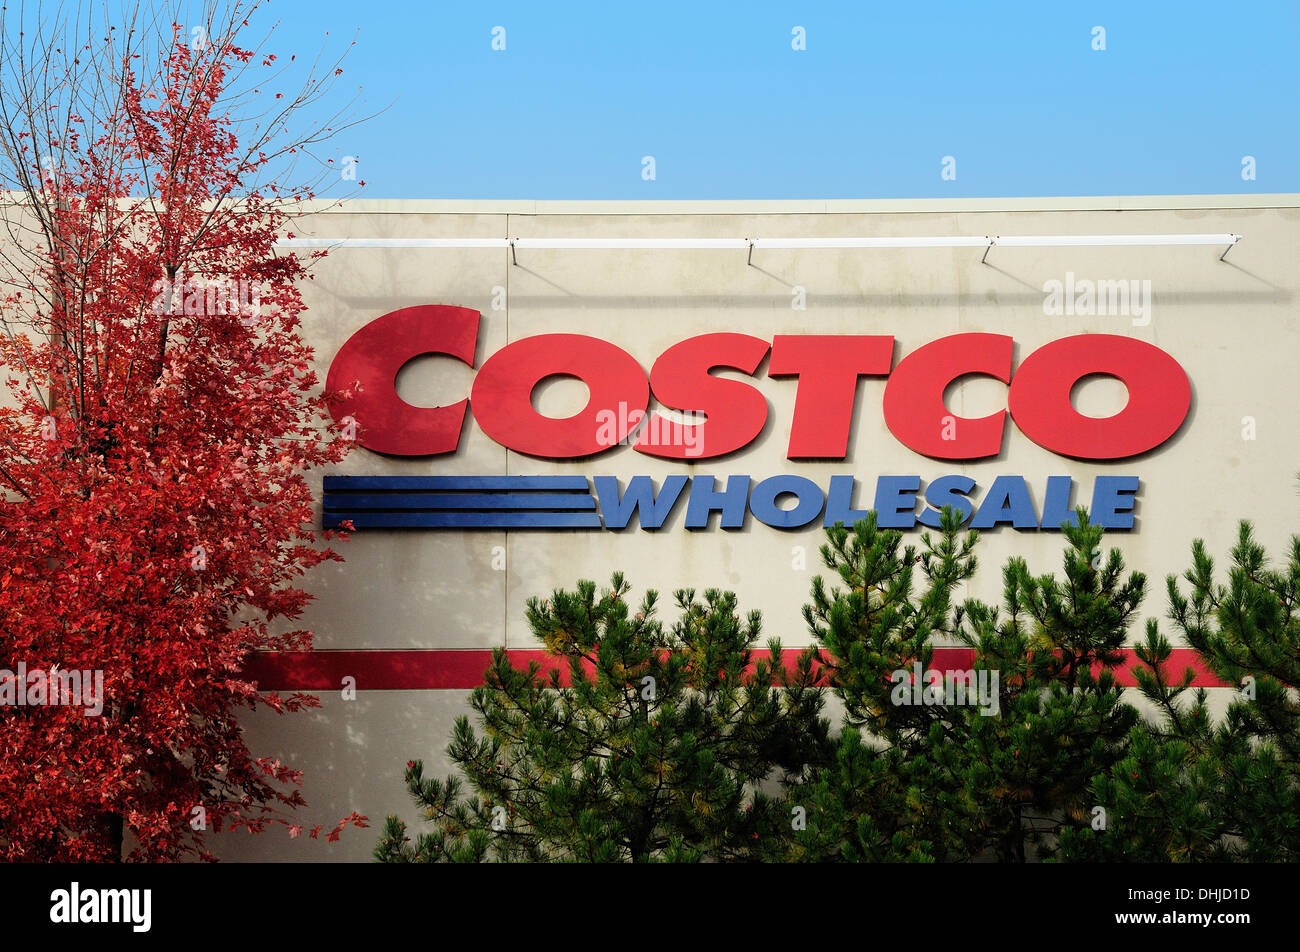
[325,305,480,456]
[882,333,1013,460]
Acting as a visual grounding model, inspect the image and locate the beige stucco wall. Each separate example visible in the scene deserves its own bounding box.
[211,195,1300,861]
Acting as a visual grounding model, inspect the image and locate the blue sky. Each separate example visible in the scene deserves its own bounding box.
[258,0,1297,198]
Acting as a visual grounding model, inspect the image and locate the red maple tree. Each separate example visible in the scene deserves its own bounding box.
[0,2,367,860]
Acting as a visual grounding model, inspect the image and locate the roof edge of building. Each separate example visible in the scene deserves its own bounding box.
[291,194,1300,215]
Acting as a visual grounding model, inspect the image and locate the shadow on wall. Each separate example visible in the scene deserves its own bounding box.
[210,690,477,863]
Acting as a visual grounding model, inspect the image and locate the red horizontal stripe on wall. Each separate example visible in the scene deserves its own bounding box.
[243,647,1230,691]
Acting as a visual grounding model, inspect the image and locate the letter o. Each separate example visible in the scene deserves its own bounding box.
[470,334,649,457]
[1008,335,1190,459]
[749,475,826,529]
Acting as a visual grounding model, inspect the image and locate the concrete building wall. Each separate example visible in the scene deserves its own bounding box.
[211,196,1300,861]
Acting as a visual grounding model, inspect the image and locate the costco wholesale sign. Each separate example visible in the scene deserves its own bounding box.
[214,197,1298,862]
[324,306,1191,531]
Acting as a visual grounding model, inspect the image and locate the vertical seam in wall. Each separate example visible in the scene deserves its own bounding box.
[952,210,968,613]
[504,212,511,649]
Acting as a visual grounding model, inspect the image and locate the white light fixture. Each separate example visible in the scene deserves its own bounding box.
[992,234,1238,247]
[275,233,1243,261]
[751,236,991,249]
[276,237,506,248]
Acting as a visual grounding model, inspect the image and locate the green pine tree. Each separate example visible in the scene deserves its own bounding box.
[779,507,977,861]
[374,573,828,862]
[784,507,1140,862]
[944,508,1141,861]
[1059,521,1300,861]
